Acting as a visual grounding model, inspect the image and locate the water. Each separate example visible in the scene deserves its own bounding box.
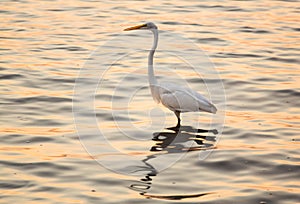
[1,0,299,203]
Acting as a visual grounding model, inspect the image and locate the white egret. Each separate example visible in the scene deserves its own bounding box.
[124,22,217,128]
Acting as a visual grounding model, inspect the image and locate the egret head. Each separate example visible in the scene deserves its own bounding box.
[124,22,158,31]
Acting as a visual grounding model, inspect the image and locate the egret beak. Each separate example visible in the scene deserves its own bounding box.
[124,24,146,31]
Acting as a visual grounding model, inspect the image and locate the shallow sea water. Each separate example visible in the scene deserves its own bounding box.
[1,0,300,203]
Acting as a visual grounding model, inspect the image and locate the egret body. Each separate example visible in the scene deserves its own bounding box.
[124,22,217,128]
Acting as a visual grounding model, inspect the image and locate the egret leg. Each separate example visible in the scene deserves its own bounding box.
[174,111,181,128]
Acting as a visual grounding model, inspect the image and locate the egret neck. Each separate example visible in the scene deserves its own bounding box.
[148,29,158,86]
[148,29,160,103]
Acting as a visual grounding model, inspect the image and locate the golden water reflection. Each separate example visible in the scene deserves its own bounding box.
[1,0,300,203]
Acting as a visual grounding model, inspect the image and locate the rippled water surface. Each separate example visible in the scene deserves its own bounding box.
[1,0,300,203]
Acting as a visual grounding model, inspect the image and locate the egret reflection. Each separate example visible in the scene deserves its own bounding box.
[129,125,218,200]
[151,126,218,153]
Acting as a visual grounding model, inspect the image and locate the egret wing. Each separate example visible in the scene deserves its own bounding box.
[158,82,217,113]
